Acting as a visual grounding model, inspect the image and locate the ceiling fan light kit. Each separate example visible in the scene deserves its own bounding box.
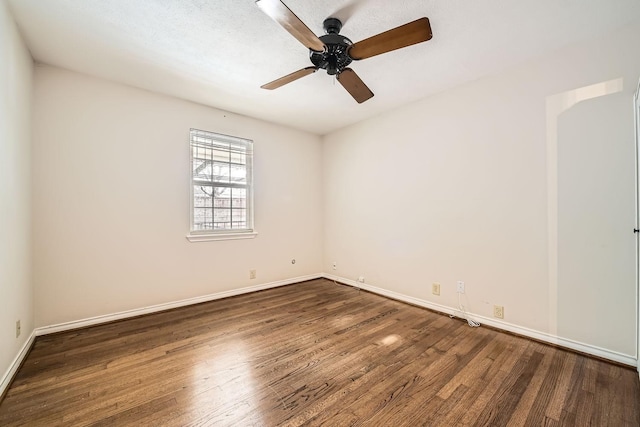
[256,0,432,104]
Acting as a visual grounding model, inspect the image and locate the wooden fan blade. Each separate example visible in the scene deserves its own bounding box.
[261,67,317,90]
[256,0,325,52]
[337,68,374,104]
[349,17,432,60]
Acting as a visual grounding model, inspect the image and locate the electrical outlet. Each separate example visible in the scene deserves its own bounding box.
[16,320,21,338]
[332,262,337,270]
[432,283,440,296]
[494,305,504,319]
[357,276,365,283]
[456,281,465,293]
[249,269,256,280]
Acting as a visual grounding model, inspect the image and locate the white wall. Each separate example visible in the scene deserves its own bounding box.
[32,66,323,327]
[0,0,33,383]
[323,23,640,358]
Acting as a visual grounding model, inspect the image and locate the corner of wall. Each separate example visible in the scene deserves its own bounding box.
[0,0,36,400]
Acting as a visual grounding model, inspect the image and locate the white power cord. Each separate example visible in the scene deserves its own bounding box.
[450,292,480,328]
[331,278,360,293]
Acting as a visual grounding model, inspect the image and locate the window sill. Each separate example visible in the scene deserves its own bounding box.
[186,231,258,242]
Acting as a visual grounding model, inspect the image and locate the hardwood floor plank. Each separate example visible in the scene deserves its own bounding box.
[0,279,637,426]
[573,389,595,426]
[544,351,577,421]
[435,336,506,400]
[456,337,531,425]
[523,350,570,425]
[472,349,544,426]
[505,344,555,426]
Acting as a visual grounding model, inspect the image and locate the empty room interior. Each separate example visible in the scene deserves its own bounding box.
[2,0,640,425]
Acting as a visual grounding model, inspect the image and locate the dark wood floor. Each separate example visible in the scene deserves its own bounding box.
[1,279,638,426]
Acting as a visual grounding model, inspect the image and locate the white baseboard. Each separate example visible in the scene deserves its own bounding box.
[323,273,637,367]
[1,330,36,399]
[35,274,322,336]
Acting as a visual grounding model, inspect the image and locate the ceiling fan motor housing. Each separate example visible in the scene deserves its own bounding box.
[309,18,353,75]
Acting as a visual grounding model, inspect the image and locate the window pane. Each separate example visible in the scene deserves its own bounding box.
[214,208,230,222]
[230,151,246,165]
[193,146,212,162]
[213,187,231,208]
[232,208,246,222]
[212,161,230,183]
[193,185,213,208]
[193,160,212,181]
[213,187,232,230]
[213,148,229,163]
[232,188,246,208]
[214,207,231,229]
[230,164,246,184]
[192,143,214,182]
[193,207,213,230]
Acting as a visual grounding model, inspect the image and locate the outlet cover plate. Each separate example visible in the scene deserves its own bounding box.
[456,281,465,293]
[432,283,440,296]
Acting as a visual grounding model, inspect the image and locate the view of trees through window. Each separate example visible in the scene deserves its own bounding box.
[190,129,253,232]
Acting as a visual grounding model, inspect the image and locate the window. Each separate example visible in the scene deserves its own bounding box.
[188,129,255,242]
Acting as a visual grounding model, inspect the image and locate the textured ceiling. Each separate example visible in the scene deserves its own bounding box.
[7,0,640,135]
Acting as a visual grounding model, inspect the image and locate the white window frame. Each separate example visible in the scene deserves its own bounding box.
[187,129,256,242]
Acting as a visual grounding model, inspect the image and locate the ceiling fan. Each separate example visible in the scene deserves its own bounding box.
[256,0,433,104]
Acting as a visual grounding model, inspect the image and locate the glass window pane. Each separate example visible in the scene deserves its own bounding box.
[230,164,246,184]
[214,187,231,208]
[194,162,213,181]
[214,208,230,222]
[193,185,213,208]
[232,188,246,208]
[193,144,214,182]
[192,145,212,161]
[193,207,213,230]
[213,148,229,163]
[214,204,231,229]
[230,151,246,165]
[212,161,230,183]
[232,208,246,222]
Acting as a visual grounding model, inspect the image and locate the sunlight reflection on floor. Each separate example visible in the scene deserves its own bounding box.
[377,334,401,346]
[186,340,262,425]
